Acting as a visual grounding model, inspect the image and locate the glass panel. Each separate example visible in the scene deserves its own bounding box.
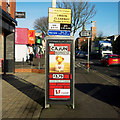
[109,56,119,58]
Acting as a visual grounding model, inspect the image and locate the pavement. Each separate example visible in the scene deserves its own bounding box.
[40,68,120,118]
[2,73,45,119]
[1,56,120,119]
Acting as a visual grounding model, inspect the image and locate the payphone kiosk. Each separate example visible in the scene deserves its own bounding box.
[45,36,75,109]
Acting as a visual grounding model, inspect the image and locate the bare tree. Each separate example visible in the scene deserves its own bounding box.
[34,16,48,36]
[94,31,103,41]
[98,31,103,38]
[57,0,96,36]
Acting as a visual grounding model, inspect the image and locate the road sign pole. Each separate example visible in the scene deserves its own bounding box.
[87,37,90,72]
[79,30,91,72]
[52,0,56,8]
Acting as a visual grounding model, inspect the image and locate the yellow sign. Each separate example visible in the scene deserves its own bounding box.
[49,8,71,24]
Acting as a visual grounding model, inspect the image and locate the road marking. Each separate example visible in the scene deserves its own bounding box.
[77,61,120,86]
[75,63,82,68]
[116,73,120,76]
[91,70,120,86]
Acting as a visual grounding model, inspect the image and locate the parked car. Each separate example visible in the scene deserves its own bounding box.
[101,54,120,66]
[84,52,88,58]
[76,51,87,58]
[75,50,79,55]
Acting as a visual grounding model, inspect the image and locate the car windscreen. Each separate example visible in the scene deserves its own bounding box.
[109,56,119,58]
[102,46,112,51]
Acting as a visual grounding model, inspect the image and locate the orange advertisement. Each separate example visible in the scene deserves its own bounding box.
[28,30,35,44]
[49,43,71,73]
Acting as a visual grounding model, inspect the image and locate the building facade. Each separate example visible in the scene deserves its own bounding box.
[15,28,29,62]
[76,21,97,51]
[107,35,119,41]
[76,37,90,50]
[0,0,17,73]
[76,22,93,50]
[91,21,97,41]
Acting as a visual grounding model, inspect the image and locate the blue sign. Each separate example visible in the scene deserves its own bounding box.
[99,40,111,44]
[48,30,70,36]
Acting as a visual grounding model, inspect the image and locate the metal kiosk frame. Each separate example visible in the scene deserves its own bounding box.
[45,36,75,109]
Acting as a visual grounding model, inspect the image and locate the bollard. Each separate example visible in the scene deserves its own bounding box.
[87,62,89,72]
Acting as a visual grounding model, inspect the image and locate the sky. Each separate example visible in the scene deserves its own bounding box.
[16,1,119,39]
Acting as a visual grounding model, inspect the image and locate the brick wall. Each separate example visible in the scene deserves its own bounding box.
[4,33,15,72]
[0,34,3,59]
[78,37,88,48]
[10,2,16,19]
[0,34,3,68]
[91,21,97,41]
[2,0,16,19]
[6,33,14,60]
[91,27,97,41]
[2,1,7,12]
[0,1,2,6]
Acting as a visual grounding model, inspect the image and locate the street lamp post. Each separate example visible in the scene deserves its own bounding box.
[52,0,56,8]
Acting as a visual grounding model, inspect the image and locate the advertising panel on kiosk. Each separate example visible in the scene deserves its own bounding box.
[45,36,75,109]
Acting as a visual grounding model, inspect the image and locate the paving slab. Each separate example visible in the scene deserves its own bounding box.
[2,72,45,119]
[2,66,120,119]
[40,68,120,118]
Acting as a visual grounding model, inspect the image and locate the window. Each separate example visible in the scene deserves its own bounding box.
[104,55,109,59]
[102,46,112,51]
[7,0,10,14]
[109,56,120,58]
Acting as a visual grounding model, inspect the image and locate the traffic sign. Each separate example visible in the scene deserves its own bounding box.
[79,30,91,37]
[48,8,71,24]
[49,23,71,31]
[48,30,70,36]
[60,24,71,31]
[15,12,26,18]
[48,8,71,35]
[49,23,60,30]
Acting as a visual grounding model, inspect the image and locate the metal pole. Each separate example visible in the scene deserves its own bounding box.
[22,58,24,65]
[87,37,90,72]
[52,0,56,8]
[38,62,40,69]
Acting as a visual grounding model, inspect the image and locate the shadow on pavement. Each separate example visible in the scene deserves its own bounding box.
[2,74,45,107]
[111,75,120,80]
[75,83,120,108]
